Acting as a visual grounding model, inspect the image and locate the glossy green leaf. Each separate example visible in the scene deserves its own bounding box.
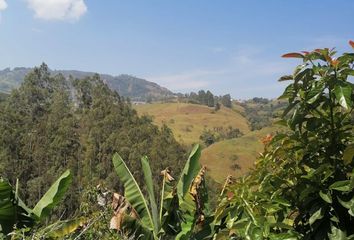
[328,225,347,240]
[309,208,323,225]
[343,144,354,165]
[329,180,352,192]
[307,81,324,104]
[334,83,352,110]
[337,197,354,217]
[278,84,295,100]
[32,170,72,221]
[319,191,332,204]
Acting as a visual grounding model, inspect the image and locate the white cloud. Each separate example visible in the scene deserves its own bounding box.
[26,0,87,21]
[0,0,7,11]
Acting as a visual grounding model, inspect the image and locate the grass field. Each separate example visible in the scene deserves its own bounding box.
[200,126,283,183]
[135,102,284,183]
[135,102,250,146]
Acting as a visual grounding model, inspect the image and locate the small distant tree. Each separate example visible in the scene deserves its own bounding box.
[221,94,232,108]
[214,102,221,111]
[199,129,216,146]
[198,90,206,105]
[146,95,153,103]
[206,90,215,107]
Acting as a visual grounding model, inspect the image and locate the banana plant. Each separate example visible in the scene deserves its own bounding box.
[111,144,210,240]
[0,170,83,239]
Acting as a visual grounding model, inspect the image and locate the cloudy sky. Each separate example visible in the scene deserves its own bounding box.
[0,0,353,98]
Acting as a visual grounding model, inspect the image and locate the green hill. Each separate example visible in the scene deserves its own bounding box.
[134,102,250,146]
[200,126,284,183]
[135,102,286,183]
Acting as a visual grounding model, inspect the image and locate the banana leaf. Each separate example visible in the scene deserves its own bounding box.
[112,153,154,231]
[32,170,72,221]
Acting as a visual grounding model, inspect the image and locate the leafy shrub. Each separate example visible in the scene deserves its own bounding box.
[213,42,354,239]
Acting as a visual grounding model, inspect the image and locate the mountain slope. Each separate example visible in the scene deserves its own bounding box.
[0,67,173,101]
[134,102,250,146]
[200,125,285,183]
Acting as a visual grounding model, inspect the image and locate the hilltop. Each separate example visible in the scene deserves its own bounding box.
[0,67,173,101]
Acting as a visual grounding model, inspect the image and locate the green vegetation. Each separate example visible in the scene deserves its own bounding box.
[1,42,353,239]
[177,90,232,109]
[212,43,354,238]
[115,42,354,239]
[0,92,8,102]
[199,126,244,146]
[110,145,212,240]
[0,170,85,239]
[201,125,284,182]
[0,63,186,229]
[237,97,287,130]
[0,67,174,102]
[135,102,250,146]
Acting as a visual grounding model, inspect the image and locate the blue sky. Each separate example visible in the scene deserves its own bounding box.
[0,0,353,99]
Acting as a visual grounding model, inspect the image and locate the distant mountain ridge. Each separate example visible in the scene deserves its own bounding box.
[0,67,174,101]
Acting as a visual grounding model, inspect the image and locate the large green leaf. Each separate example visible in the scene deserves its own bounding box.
[307,81,324,104]
[343,144,354,165]
[43,217,86,238]
[278,84,295,100]
[32,170,72,221]
[309,208,324,225]
[176,144,201,200]
[319,191,332,204]
[175,193,196,240]
[334,83,352,110]
[328,225,348,240]
[112,154,154,231]
[141,156,159,235]
[0,180,17,235]
[0,179,33,235]
[337,197,354,217]
[329,180,352,192]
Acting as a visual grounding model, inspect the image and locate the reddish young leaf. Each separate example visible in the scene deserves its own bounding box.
[331,59,339,68]
[301,51,310,56]
[349,40,354,49]
[282,52,304,58]
[325,55,333,63]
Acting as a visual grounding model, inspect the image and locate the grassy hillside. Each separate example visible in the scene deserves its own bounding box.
[134,102,250,146]
[200,126,284,183]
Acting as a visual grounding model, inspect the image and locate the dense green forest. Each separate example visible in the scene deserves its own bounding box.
[0,67,174,102]
[1,42,354,239]
[0,63,186,221]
